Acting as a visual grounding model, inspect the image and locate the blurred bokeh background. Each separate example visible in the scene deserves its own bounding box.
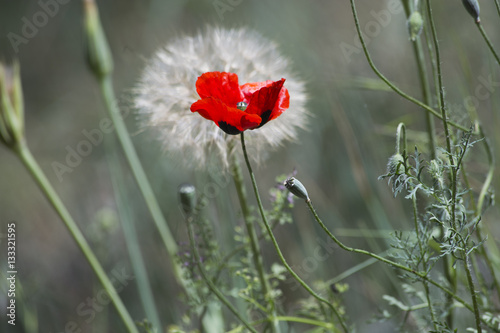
[1,0,499,332]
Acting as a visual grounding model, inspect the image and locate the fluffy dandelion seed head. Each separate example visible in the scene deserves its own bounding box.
[134,27,308,169]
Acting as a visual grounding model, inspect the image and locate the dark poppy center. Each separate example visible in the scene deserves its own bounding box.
[218,121,242,135]
[257,110,272,128]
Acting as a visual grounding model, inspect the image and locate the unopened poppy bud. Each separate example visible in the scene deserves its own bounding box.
[236,101,248,111]
[387,153,405,175]
[284,177,310,202]
[178,183,196,215]
[428,159,444,190]
[83,0,114,78]
[462,0,480,23]
[407,11,424,41]
[0,61,24,148]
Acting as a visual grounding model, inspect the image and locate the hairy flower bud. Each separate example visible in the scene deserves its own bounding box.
[462,0,480,23]
[428,159,444,190]
[284,177,310,202]
[387,153,405,176]
[407,11,424,41]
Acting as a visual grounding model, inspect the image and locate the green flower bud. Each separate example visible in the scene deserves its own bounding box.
[428,159,444,190]
[0,61,24,148]
[407,11,424,41]
[284,177,310,202]
[178,183,196,215]
[462,0,480,23]
[83,0,114,78]
[387,153,405,175]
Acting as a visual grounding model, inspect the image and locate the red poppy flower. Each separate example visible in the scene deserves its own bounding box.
[190,71,290,135]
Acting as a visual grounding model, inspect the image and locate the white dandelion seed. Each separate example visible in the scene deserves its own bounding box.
[134,27,308,169]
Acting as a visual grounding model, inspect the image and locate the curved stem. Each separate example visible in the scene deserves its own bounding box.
[348,0,470,132]
[185,214,258,333]
[305,199,499,331]
[240,133,348,333]
[14,141,138,333]
[396,122,407,156]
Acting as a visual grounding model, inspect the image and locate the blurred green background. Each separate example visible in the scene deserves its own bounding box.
[1,0,500,332]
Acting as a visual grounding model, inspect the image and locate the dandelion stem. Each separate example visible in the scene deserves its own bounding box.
[348,0,470,132]
[230,153,280,333]
[98,77,185,288]
[184,214,258,333]
[105,139,161,331]
[14,140,138,333]
[239,133,348,333]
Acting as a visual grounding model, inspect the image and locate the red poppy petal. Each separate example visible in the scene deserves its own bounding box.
[191,97,261,135]
[244,79,288,127]
[240,80,274,103]
[195,72,243,107]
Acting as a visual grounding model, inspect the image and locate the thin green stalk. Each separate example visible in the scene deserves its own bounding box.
[427,3,481,331]
[98,77,184,286]
[226,316,339,333]
[348,0,470,132]
[421,4,456,322]
[495,0,500,17]
[14,140,138,333]
[475,126,500,301]
[402,0,437,158]
[105,142,161,331]
[477,23,500,67]
[272,316,334,330]
[240,133,348,333]
[305,199,499,331]
[185,214,258,333]
[426,0,454,193]
[411,194,437,330]
[230,154,280,333]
